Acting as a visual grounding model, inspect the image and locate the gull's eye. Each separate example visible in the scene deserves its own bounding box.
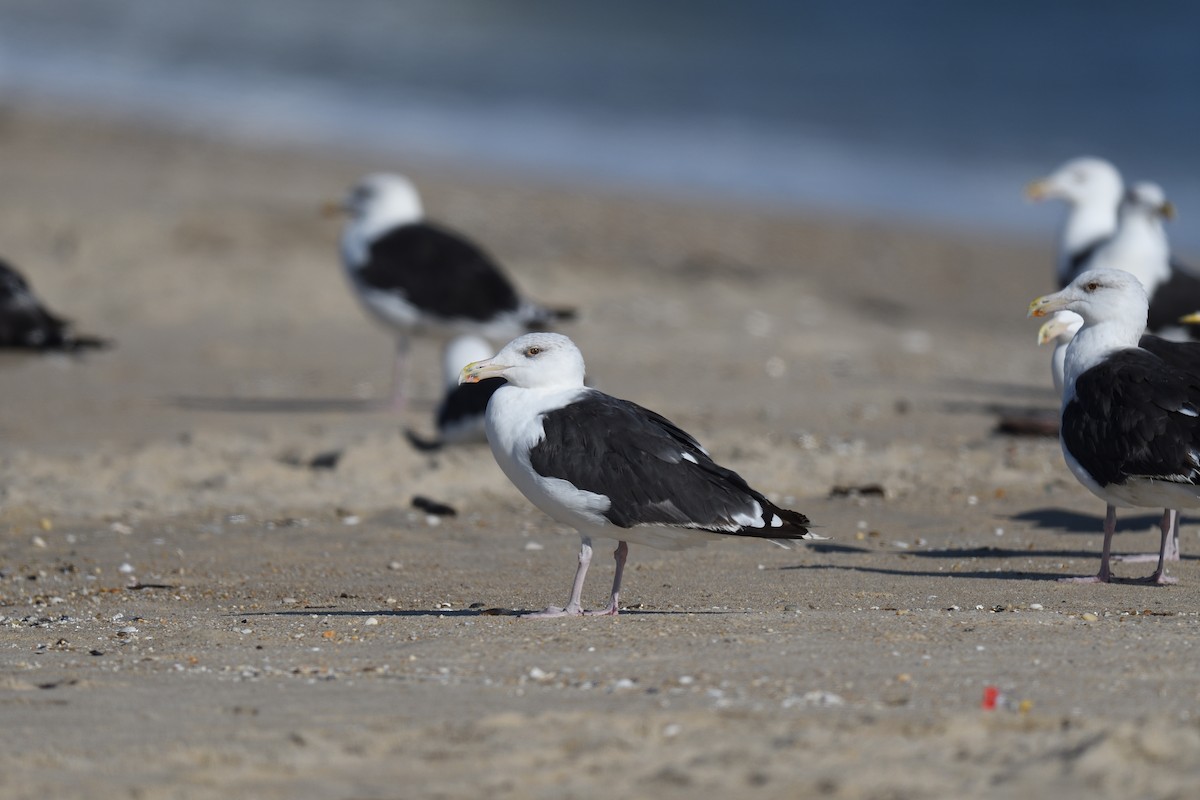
[1084,281,1100,293]
[525,346,542,357]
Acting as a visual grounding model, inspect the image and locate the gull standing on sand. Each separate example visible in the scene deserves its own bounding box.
[332,173,573,412]
[460,332,821,617]
[1036,307,1184,564]
[0,257,109,352]
[1029,269,1200,584]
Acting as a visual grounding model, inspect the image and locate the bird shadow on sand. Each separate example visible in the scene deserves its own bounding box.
[806,540,1101,561]
[933,378,1058,432]
[941,399,1055,419]
[804,542,872,555]
[241,608,500,619]
[780,563,1089,583]
[165,395,399,414]
[939,376,1057,401]
[1011,507,1173,534]
[240,606,735,619]
[785,533,1194,580]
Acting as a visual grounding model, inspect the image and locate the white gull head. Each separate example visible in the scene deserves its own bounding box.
[442,335,496,390]
[1037,309,1084,397]
[1028,157,1124,282]
[459,332,586,390]
[1088,181,1174,294]
[1029,269,1149,402]
[339,172,425,265]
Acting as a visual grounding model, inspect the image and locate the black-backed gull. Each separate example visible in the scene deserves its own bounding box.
[1029,269,1200,583]
[1036,307,1184,564]
[0,257,108,352]
[460,332,820,617]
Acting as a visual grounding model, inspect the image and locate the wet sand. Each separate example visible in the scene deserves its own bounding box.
[1,104,1198,799]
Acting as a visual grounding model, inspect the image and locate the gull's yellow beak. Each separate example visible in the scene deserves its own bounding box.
[1179,312,1200,325]
[1025,178,1051,201]
[1160,200,1177,221]
[1028,290,1068,318]
[459,358,506,385]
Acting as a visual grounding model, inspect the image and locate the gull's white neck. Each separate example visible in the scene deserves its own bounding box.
[1091,212,1170,294]
[484,384,599,528]
[1051,337,1071,397]
[1061,317,1144,405]
[341,224,373,269]
[1058,200,1119,282]
[341,197,424,268]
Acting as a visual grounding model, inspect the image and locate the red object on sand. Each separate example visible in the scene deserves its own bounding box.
[981,685,1000,710]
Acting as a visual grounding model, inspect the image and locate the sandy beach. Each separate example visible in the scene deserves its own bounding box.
[2,104,1199,799]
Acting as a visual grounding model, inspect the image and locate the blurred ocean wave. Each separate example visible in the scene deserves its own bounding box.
[1,0,1198,247]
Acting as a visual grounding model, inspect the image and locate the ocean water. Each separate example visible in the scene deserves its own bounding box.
[1,0,1199,248]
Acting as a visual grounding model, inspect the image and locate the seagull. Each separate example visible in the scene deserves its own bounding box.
[460,332,821,617]
[1036,307,1183,564]
[332,173,574,412]
[1027,157,1124,285]
[405,335,503,451]
[1029,268,1200,583]
[0,257,109,352]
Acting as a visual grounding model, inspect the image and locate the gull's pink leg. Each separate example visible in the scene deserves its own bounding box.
[585,541,628,616]
[1113,508,1182,563]
[1061,504,1115,583]
[388,336,411,414]
[1167,519,1182,561]
[1142,509,1180,585]
[523,538,592,619]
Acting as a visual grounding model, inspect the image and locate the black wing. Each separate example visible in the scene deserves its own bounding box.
[1063,347,1200,487]
[529,391,810,537]
[0,259,108,351]
[357,223,522,322]
[437,377,504,434]
[1145,261,1200,338]
[1140,334,1200,370]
